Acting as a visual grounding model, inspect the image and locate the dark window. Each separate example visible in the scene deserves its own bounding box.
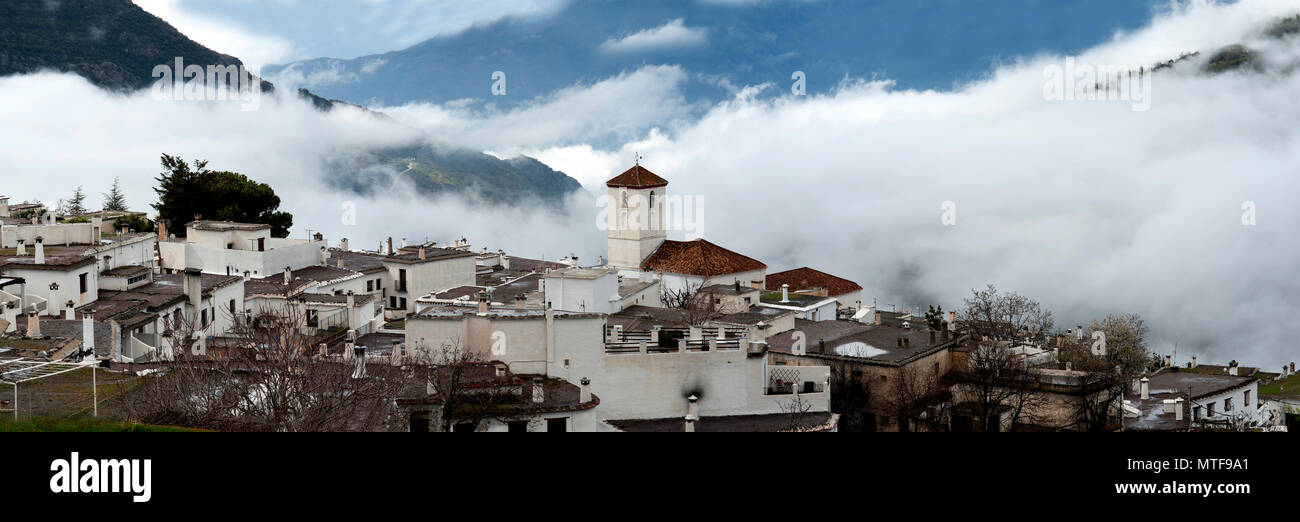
[307,310,319,328]
[79,273,87,294]
[200,309,208,328]
[546,418,567,432]
[229,299,236,316]
[409,415,430,433]
[507,421,529,433]
[367,280,374,292]
[389,296,397,309]
[399,298,407,310]
[257,238,265,252]
[398,269,407,292]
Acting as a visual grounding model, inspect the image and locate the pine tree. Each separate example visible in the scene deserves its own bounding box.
[65,186,87,216]
[103,177,128,211]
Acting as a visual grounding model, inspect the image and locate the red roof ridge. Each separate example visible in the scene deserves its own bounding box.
[766,267,863,297]
[641,239,767,277]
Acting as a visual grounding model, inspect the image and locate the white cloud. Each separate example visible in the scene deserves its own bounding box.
[599,19,708,53]
[376,65,696,151]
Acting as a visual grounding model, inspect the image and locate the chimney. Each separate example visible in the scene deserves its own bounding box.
[386,237,394,255]
[26,312,40,338]
[391,341,403,366]
[109,319,121,362]
[940,327,950,343]
[580,377,592,403]
[1140,377,1150,400]
[418,247,426,260]
[1075,325,1084,342]
[875,311,883,326]
[685,395,699,432]
[948,311,957,330]
[34,237,44,264]
[352,345,366,378]
[343,335,355,361]
[15,239,24,256]
[339,238,349,252]
[64,300,75,320]
[337,258,344,269]
[781,284,790,303]
[0,196,7,218]
[3,303,16,334]
[929,330,937,346]
[318,343,328,357]
[1175,398,1184,421]
[283,267,292,285]
[1291,362,1296,374]
[184,268,203,317]
[515,294,526,307]
[477,290,489,315]
[401,237,408,249]
[1165,355,1172,368]
[532,377,545,404]
[1191,356,1198,368]
[1228,360,1238,376]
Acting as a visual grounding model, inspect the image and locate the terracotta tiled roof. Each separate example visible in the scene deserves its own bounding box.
[606,165,669,189]
[642,239,766,277]
[766,267,863,297]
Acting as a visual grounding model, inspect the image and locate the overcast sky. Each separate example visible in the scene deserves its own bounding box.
[10,0,1300,368]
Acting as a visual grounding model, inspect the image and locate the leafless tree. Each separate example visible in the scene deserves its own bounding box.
[959,285,1054,342]
[122,304,412,432]
[779,394,817,432]
[1056,313,1151,432]
[829,366,873,432]
[958,342,1048,432]
[882,364,949,432]
[406,338,523,432]
[661,279,717,326]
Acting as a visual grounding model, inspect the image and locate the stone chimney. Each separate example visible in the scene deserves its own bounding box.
[928,330,937,346]
[1291,362,1296,375]
[532,377,545,404]
[477,290,489,315]
[1140,377,1149,400]
[386,237,394,255]
[109,319,121,362]
[15,239,25,256]
[0,196,8,218]
[514,294,526,307]
[339,238,349,252]
[1165,354,1172,368]
[282,267,292,285]
[1228,360,1238,376]
[400,237,408,249]
[343,331,355,361]
[780,284,790,303]
[940,327,950,344]
[580,377,592,403]
[26,312,40,338]
[685,395,700,432]
[1191,356,1198,368]
[34,237,44,264]
[63,300,75,320]
[337,258,344,268]
[183,268,203,319]
[352,345,366,378]
[1075,325,1084,342]
[418,247,426,260]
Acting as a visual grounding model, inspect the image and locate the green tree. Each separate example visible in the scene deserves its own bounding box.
[62,186,88,216]
[115,213,155,234]
[152,154,294,237]
[103,177,128,212]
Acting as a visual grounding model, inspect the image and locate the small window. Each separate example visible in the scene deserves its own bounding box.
[200,309,208,328]
[390,296,397,308]
[367,280,374,292]
[546,417,568,433]
[1207,402,1216,416]
[79,273,88,294]
[1224,398,1233,412]
[1244,390,1252,408]
[399,298,407,310]
[229,299,236,316]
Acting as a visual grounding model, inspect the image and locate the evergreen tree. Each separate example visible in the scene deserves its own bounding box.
[65,186,88,215]
[103,177,128,211]
[153,154,294,237]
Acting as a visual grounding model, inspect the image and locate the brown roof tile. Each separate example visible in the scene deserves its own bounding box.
[642,239,766,277]
[606,165,669,189]
[766,267,863,298]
